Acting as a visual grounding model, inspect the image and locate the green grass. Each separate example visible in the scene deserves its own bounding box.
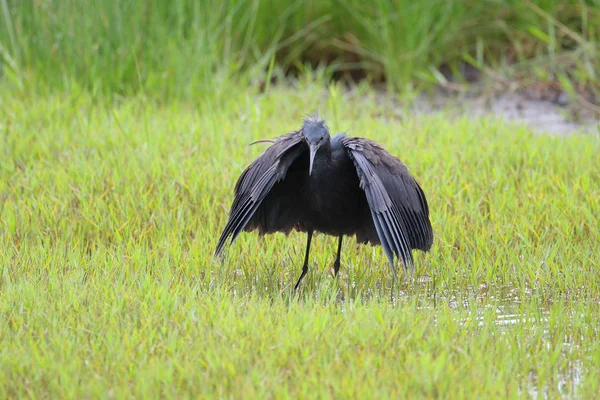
[1,0,599,100]
[1,82,599,397]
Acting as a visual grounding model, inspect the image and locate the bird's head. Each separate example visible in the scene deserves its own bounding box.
[302,115,330,176]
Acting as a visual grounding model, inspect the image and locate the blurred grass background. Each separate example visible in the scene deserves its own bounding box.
[1,0,599,101]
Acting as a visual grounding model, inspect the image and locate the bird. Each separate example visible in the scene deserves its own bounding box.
[214,114,433,290]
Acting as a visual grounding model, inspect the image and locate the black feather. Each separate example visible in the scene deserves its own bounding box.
[214,132,306,256]
[341,136,433,271]
[214,117,433,286]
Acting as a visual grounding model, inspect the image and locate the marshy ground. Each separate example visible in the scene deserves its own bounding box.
[1,83,598,397]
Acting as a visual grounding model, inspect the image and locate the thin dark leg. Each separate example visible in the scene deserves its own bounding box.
[333,236,343,277]
[294,230,313,290]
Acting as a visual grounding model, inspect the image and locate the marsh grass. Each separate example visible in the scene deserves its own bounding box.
[1,0,599,99]
[1,82,599,397]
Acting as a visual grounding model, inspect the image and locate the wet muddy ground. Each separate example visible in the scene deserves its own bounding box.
[369,77,599,136]
[410,88,598,135]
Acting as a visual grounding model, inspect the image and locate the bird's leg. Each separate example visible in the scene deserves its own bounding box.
[333,236,343,277]
[294,230,313,290]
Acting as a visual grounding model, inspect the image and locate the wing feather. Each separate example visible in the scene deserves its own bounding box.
[215,132,306,256]
[342,136,433,271]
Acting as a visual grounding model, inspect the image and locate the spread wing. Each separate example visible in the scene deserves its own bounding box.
[214,131,307,256]
[342,136,433,272]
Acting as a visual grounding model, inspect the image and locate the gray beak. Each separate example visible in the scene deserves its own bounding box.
[308,144,319,176]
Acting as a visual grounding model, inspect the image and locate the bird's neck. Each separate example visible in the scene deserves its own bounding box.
[311,142,332,174]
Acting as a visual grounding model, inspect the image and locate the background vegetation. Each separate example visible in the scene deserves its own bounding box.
[1,0,600,101]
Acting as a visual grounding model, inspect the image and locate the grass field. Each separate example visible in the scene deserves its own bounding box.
[1,82,599,397]
[2,0,600,100]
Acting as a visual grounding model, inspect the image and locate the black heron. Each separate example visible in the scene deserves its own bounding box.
[214,115,433,289]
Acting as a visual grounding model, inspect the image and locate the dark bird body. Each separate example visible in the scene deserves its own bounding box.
[215,115,433,289]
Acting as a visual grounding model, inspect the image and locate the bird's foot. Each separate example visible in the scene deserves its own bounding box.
[331,258,340,278]
[293,264,309,291]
